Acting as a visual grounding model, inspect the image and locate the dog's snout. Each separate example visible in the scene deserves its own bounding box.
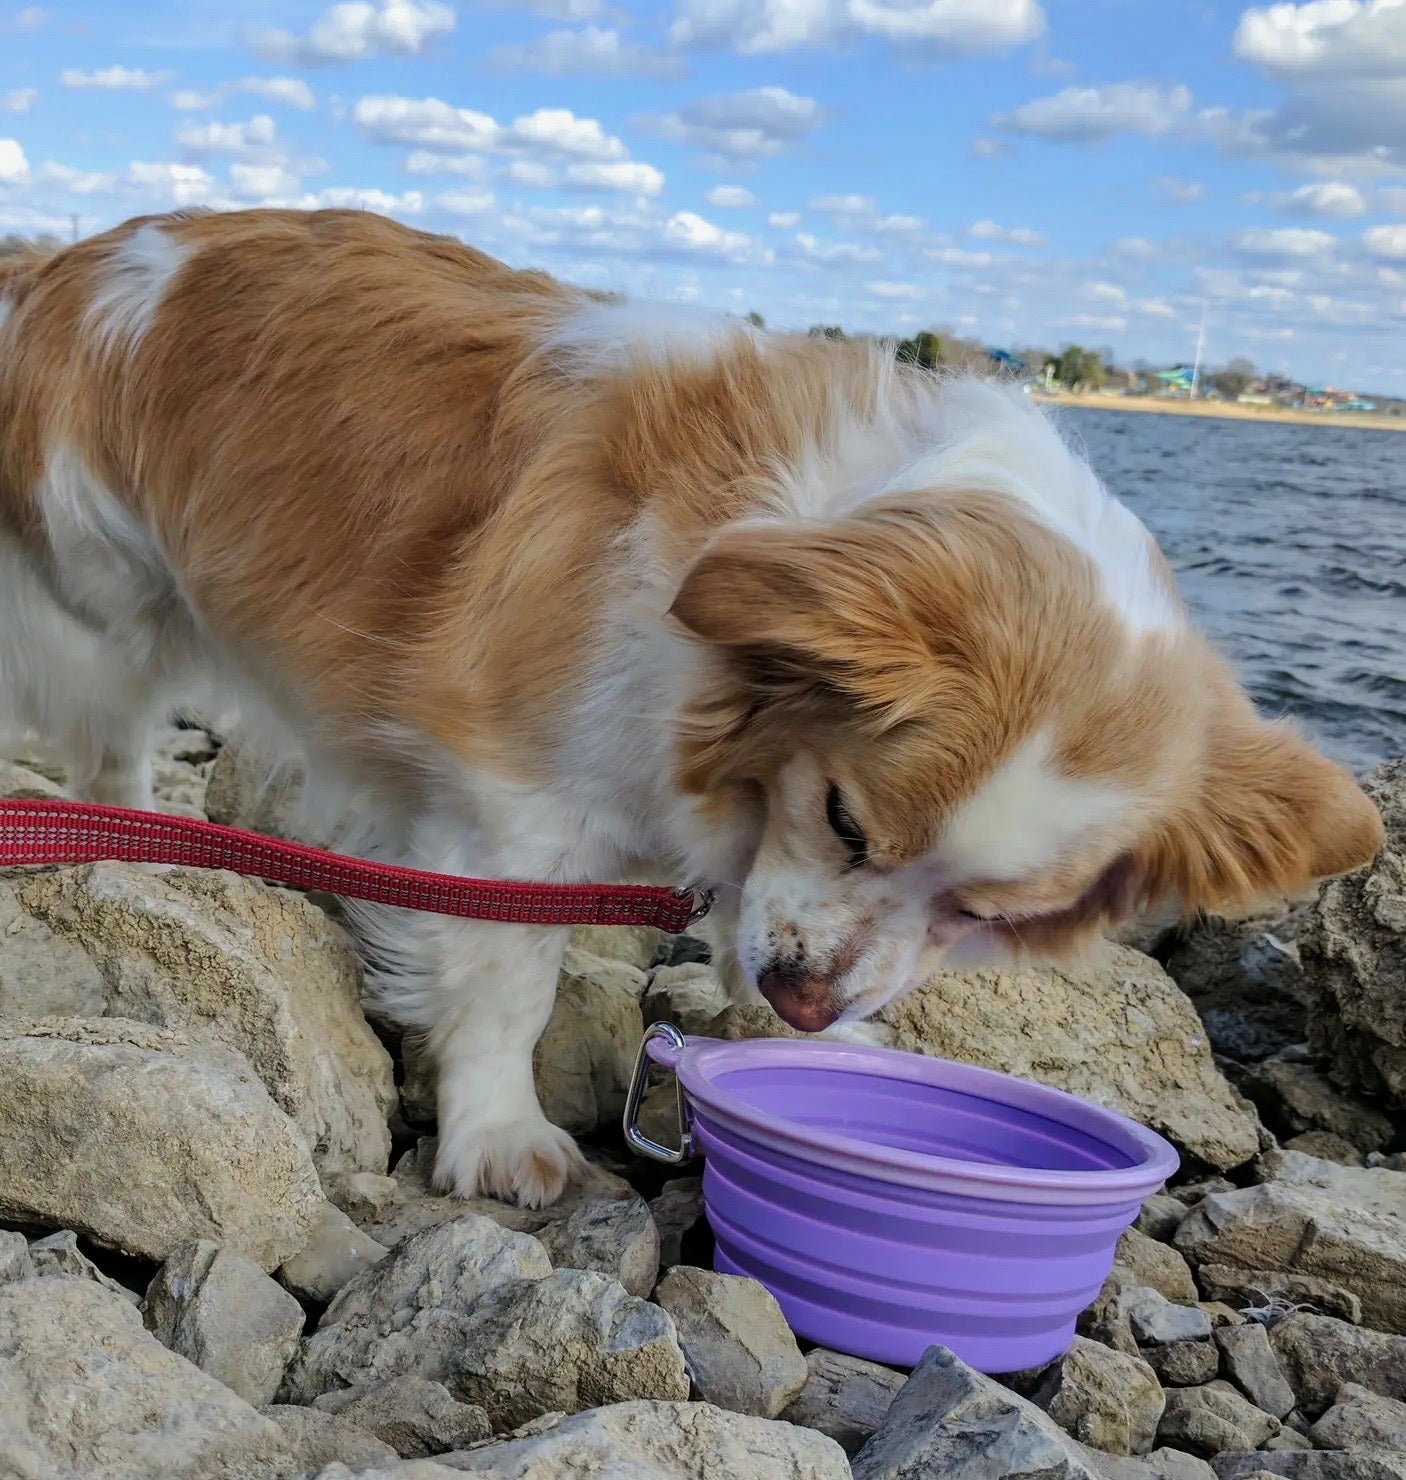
[757,961,842,1033]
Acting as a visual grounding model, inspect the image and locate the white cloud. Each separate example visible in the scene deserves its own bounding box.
[662,210,761,262]
[768,210,800,227]
[38,160,116,193]
[61,65,173,91]
[1083,280,1127,303]
[923,244,993,266]
[638,86,827,161]
[171,89,219,111]
[1237,226,1337,257]
[280,186,425,212]
[0,138,30,183]
[1279,180,1367,217]
[669,0,1045,58]
[563,159,664,194]
[970,137,1012,158]
[176,115,278,157]
[873,212,925,233]
[993,81,1193,143]
[795,231,882,264]
[1066,312,1126,331]
[437,188,496,215]
[810,192,874,216]
[510,107,626,159]
[505,159,556,186]
[1132,297,1177,317]
[968,218,1047,243]
[406,149,487,177]
[355,95,500,151]
[1154,175,1203,202]
[865,279,922,299]
[506,0,608,15]
[250,0,454,66]
[229,161,302,198]
[1234,0,1406,80]
[489,26,683,78]
[706,184,755,207]
[240,77,317,110]
[1364,223,1406,258]
[2,88,36,113]
[125,160,216,205]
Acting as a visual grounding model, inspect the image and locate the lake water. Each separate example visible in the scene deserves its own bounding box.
[1060,407,1406,776]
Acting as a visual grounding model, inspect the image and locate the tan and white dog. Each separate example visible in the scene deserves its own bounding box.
[0,209,1382,1206]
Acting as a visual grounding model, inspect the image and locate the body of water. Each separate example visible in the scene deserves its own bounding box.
[1062,407,1405,776]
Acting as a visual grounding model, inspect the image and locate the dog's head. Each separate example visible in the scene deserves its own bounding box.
[668,390,1382,1032]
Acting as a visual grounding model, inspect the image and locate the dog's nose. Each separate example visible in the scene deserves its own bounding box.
[757,964,842,1033]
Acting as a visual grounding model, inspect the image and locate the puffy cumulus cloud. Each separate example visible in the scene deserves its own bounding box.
[436,188,496,215]
[810,191,874,216]
[1082,280,1127,302]
[993,81,1193,142]
[1154,175,1204,202]
[968,218,1047,244]
[406,149,488,177]
[0,137,30,183]
[488,25,684,78]
[794,231,882,264]
[2,88,36,113]
[1364,222,1406,257]
[511,107,626,159]
[767,209,800,226]
[38,160,116,192]
[663,209,753,256]
[922,244,993,266]
[669,0,1045,58]
[706,184,755,207]
[124,160,217,205]
[562,159,664,194]
[505,159,556,185]
[1236,225,1338,257]
[228,161,303,198]
[240,77,318,110]
[1234,0,1406,80]
[637,86,827,162]
[175,115,279,157]
[356,96,631,160]
[61,65,173,91]
[1279,179,1367,216]
[1109,235,1160,259]
[865,279,923,298]
[250,0,454,67]
[1132,297,1177,317]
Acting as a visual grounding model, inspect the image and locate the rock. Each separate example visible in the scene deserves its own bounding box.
[446,1268,689,1429]
[851,1345,1215,1479]
[324,1172,400,1226]
[27,1228,139,1303]
[0,757,65,799]
[150,721,220,816]
[1310,1382,1406,1449]
[263,1405,399,1469]
[654,1266,807,1419]
[1157,1382,1281,1456]
[0,1277,291,1478]
[284,1214,553,1402]
[1027,1337,1165,1456]
[534,1192,659,1298]
[1214,1457,1406,1480]
[0,1018,324,1270]
[1118,1227,1200,1303]
[778,1347,905,1456]
[1127,1285,1215,1347]
[1369,1151,1406,1171]
[1197,1266,1362,1326]
[0,879,107,1017]
[315,1376,491,1457]
[1301,757,1406,1108]
[532,951,646,1135]
[1269,1313,1406,1416]
[143,1240,306,1407]
[1216,1323,1296,1420]
[1262,1428,1315,1451]
[1241,1058,1392,1154]
[280,1202,390,1304]
[1175,1153,1406,1333]
[1282,1132,1366,1166]
[1079,1272,1141,1357]
[400,1034,438,1126]
[0,1229,33,1283]
[1148,1340,1222,1387]
[1204,1303,1249,1329]
[881,944,1260,1170]
[436,1399,850,1478]
[1136,1193,1190,1242]
[1175,1178,1240,1207]
[650,1177,707,1270]
[204,741,319,844]
[643,962,732,1033]
[570,923,663,971]
[1160,909,1310,1062]
[8,863,396,1175]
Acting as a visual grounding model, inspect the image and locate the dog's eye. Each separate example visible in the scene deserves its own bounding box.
[955,907,991,923]
[825,784,869,868]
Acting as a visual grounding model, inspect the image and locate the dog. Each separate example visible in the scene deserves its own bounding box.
[0,208,1382,1207]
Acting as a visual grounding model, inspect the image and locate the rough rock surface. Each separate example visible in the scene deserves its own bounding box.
[1148,1340,1223,1388]
[1175,1152,1406,1332]
[1301,759,1405,1106]
[534,1191,659,1299]
[650,1177,707,1270]
[27,1228,140,1303]
[779,1348,905,1456]
[882,944,1260,1169]
[0,1017,324,1269]
[280,1202,390,1304]
[6,862,396,1175]
[1118,1227,1200,1303]
[315,1376,491,1457]
[1157,1382,1281,1456]
[654,1267,808,1419]
[1213,1457,1406,1480]
[642,962,733,1033]
[1196,1265,1363,1325]
[851,1346,1214,1480]
[1027,1336,1166,1456]
[0,1277,291,1479]
[144,1240,306,1407]
[1240,1058,1392,1154]
[1215,1323,1295,1420]
[1309,1382,1406,1449]
[263,1404,399,1469]
[1269,1313,1406,1416]
[0,1229,34,1283]
[440,1399,850,1478]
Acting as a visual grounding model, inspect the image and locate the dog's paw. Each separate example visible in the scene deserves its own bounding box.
[434,1115,587,1209]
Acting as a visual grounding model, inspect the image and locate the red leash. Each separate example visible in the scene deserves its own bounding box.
[0,798,711,933]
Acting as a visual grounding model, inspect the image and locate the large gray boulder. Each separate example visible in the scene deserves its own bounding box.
[1269,1313,1406,1416]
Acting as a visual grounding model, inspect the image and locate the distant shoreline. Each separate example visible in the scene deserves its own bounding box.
[1031,390,1406,434]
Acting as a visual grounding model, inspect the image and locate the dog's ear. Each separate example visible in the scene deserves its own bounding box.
[1134,691,1382,913]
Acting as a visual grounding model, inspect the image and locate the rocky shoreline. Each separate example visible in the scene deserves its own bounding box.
[1,733,1403,1479]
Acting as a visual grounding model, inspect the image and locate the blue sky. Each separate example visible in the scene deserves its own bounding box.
[3,0,1406,392]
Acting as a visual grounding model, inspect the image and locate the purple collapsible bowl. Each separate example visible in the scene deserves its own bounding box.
[624,1021,1177,1373]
